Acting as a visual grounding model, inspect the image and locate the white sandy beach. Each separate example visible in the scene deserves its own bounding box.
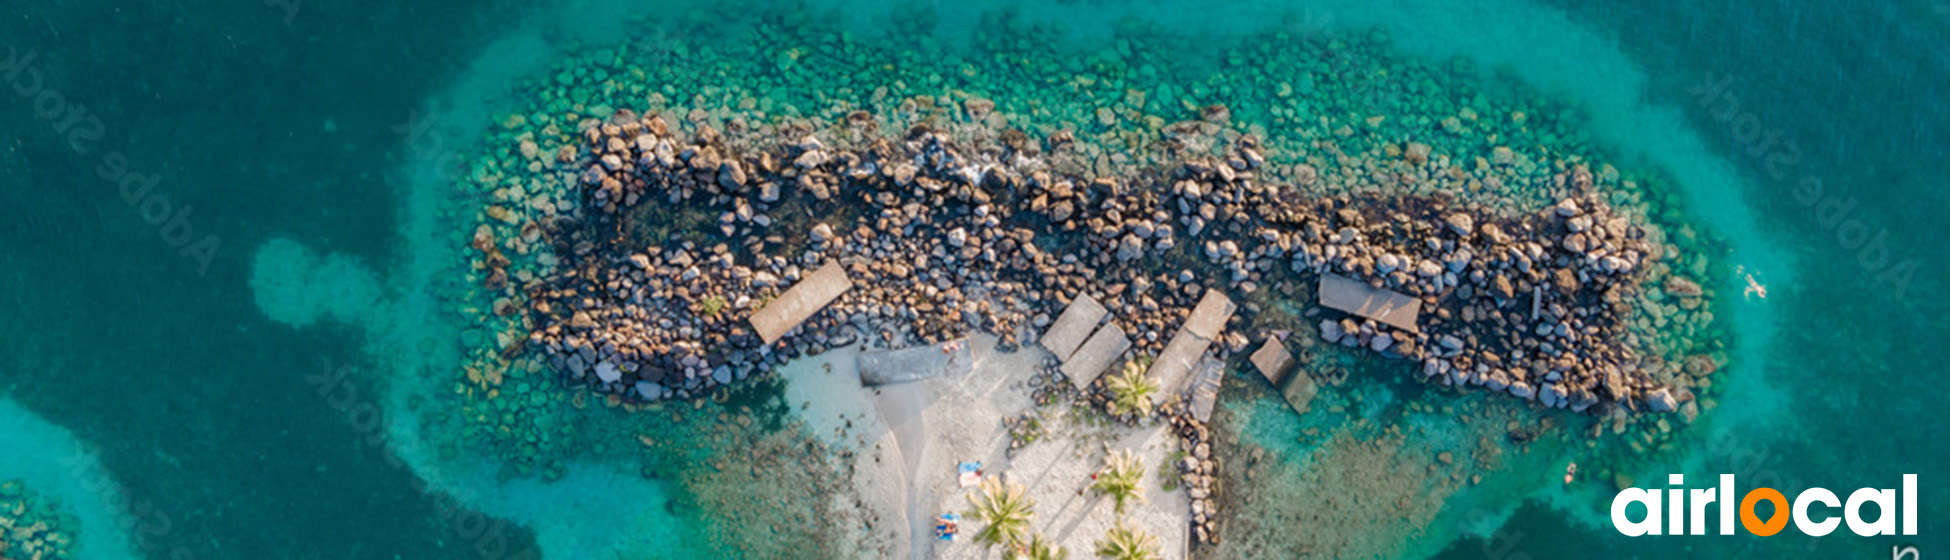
[782,334,1190,559]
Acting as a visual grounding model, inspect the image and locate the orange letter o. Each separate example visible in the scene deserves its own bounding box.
[1740,488,1790,536]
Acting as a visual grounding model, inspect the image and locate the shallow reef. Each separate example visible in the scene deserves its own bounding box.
[0,479,78,560]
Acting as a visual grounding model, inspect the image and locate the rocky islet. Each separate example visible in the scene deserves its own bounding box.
[433,15,1731,556]
[504,102,1704,420]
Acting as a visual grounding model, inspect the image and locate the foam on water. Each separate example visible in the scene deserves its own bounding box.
[0,398,141,560]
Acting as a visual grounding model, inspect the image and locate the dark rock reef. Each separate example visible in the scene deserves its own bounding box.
[497,105,1701,418]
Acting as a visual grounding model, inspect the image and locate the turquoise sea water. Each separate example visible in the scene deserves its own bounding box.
[0,1,1944,559]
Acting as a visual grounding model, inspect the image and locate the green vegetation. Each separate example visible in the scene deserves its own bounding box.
[1008,413,1047,448]
[1023,533,1069,560]
[1158,450,1186,492]
[1094,520,1161,560]
[1090,449,1146,514]
[1104,360,1159,418]
[700,295,729,317]
[967,475,1037,551]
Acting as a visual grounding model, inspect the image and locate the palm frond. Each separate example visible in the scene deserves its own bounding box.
[967,475,1036,550]
[1020,533,1069,560]
[1104,361,1158,418]
[1094,520,1161,560]
[1089,449,1146,514]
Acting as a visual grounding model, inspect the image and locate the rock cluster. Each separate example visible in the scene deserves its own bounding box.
[499,105,1696,417]
[0,480,75,560]
[517,108,1252,399]
[1026,355,1072,407]
[1288,189,1693,413]
[1002,409,1048,456]
[1165,403,1222,546]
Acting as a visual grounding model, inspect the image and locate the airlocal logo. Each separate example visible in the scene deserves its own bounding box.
[1612,474,1917,537]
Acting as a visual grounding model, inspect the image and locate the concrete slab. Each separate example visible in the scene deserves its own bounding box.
[1181,289,1237,339]
[1317,273,1420,333]
[1063,323,1130,389]
[1040,294,1108,361]
[1187,355,1224,423]
[1249,338,1295,385]
[1145,290,1235,393]
[858,339,974,387]
[1146,330,1209,395]
[750,261,853,344]
[1279,369,1319,415]
[1250,335,1317,415]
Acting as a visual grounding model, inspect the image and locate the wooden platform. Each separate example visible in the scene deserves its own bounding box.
[1040,294,1108,361]
[749,261,852,343]
[1250,337,1317,415]
[1317,273,1421,332]
[1249,338,1296,384]
[1186,355,1225,423]
[1063,323,1131,389]
[1145,289,1235,393]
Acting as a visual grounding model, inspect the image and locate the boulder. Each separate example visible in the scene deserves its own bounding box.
[1369,332,1394,352]
[1647,388,1677,412]
[1443,213,1474,237]
[1417,260,1443,277]
[1667,277,1703,298]
[1509,382,1536,399]
[595,361,622,383]
[1117,234,1146,261]
[1319,319,1344,344]
[1491,275,1515,299]
[1554,199,1580,217]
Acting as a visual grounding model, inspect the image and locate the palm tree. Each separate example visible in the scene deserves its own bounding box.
[1094,520,1161,560]
[1089,449,1145,514]
[1019,533,1069,560]
[967,475,1036,551]
[1104,360,1159,418]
